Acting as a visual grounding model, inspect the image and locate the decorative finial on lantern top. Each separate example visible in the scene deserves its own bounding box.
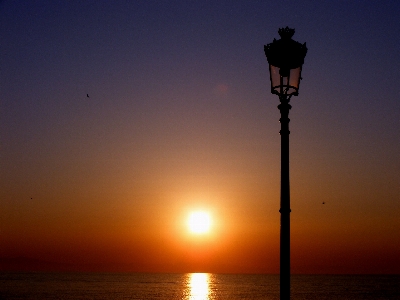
[278,27,295,39]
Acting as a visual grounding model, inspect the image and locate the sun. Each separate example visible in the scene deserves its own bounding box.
[188,211,211,234]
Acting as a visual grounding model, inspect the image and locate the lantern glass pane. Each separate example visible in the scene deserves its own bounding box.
[289,67,301,90]
[269,64,302,96]
[269,65,280,92]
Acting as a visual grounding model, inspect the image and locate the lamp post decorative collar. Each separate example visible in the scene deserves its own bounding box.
[264,27,307,300]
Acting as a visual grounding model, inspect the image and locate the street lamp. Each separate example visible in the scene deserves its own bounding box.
[264,27,307,300]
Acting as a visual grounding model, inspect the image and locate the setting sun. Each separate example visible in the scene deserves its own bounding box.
[188,211,211,234]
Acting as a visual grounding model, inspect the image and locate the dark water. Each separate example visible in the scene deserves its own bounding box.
[0,272,398,299]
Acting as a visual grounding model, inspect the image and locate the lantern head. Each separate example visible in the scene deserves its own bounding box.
[264,27,307,97]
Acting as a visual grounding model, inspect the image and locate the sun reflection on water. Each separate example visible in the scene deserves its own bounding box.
[188,273,210,300]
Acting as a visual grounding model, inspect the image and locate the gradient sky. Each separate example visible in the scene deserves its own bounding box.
[1,0,399,274]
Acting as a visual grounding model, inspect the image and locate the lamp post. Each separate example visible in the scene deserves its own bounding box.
[264,27,307,300]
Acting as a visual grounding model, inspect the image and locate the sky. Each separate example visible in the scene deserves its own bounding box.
[1,0,399,274]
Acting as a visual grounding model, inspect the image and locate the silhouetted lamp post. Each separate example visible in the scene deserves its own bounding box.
[264,27,307,300]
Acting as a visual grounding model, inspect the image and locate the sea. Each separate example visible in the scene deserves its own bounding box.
[0,272,399,300]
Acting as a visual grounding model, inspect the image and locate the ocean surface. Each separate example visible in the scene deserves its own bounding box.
[0,272,399,300]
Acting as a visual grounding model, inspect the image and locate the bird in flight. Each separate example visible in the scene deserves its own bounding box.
[87,94,90,98]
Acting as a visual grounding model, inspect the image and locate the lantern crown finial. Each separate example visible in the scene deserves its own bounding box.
[278,27,295,39]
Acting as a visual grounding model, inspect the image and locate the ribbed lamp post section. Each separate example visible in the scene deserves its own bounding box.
[264,27,307,300]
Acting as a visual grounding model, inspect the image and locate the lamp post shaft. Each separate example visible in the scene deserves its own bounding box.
[278,95,291,300]
[264,26,307,300]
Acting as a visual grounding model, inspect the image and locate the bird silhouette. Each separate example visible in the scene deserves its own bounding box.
[322,202,325,204]
[87,94,90,98]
